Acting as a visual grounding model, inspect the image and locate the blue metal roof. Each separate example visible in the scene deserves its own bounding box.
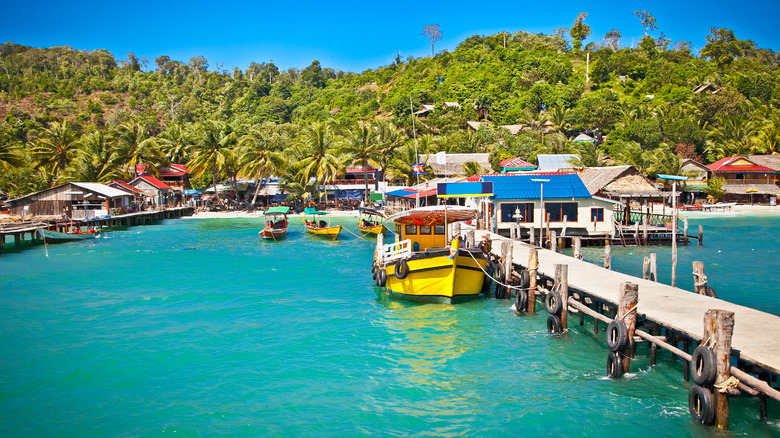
[482,174,591,200]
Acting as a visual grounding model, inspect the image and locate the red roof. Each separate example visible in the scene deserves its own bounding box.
[405,188,437,198]
[708,156,774,173]
[500,157,537,169]
[133,175,172,190]
[346,167,377,174]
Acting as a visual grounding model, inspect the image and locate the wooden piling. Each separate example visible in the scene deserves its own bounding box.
[528,249,538,313]
[551,231,558,253]
[703,309,736,430]
[573,237,582,260]
[618,282,639,373]
[634,222,640,246]
[699,225,704,247]
[643,215,648,246]
[545,213,551,249]
[529,226,535,246]
[693,262,708,296]
[562,215,568,237]
[643,256,650,280]
[555,264,569,331]
[14,233,20,249]
[466,230,475,248]
[604,241,611,270]
[684,217,689,245]
[650,253,657,282]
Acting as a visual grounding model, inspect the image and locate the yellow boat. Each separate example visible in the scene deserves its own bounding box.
[372,205,489,304]
[304,207,342,239]
[358,207,387,235]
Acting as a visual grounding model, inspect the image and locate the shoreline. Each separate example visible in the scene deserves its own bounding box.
[185,209,362,219]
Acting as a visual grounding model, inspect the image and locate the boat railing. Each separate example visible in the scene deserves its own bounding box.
[379,239,412,264]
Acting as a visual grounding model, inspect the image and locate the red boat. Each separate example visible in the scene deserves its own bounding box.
[259,206,290,240]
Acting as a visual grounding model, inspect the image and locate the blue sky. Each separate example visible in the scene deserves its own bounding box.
[2,1,778,73]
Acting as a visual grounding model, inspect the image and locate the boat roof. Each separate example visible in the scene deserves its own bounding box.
[303,207,328,215]
[358,207,384,217]
[264,206,290,215]
[385,205,478,225]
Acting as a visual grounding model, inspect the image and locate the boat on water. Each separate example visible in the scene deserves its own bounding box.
[372,205,489,304]
[259,206,290,240]
[38,227,101,242]
[358,207,387,235]
[303,207,341,239]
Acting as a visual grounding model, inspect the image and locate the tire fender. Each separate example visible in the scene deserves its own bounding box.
[395,260,410,279]
[606,320,629,352]
[691,346,717,386]
[545,290,563,315]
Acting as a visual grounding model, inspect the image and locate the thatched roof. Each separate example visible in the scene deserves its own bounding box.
[576,165,659,195]
[722,184,780,196]
[466,121,489,131]
[498,124,524,135]
[748,154,780,171]
[419,153,492,177]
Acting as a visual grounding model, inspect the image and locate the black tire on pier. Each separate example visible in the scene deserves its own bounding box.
[606,351,624,378]
[545,290,563,315]
[688,384,715,425]
[515,289,528,313]
[606,320,629,352]
[691,346,717,386]
[546,314,563,334]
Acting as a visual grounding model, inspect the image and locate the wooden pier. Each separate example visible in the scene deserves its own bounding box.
[0,207,194,255]
[474,229,779,428]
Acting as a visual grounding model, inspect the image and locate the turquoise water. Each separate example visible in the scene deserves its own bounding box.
[1,215,778,436]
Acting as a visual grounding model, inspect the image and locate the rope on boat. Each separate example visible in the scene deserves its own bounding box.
[465,249,527,293]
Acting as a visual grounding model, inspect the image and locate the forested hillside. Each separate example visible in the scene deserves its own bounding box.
[0,24,778,199]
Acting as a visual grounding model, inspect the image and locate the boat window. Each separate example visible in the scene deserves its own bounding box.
[433,225,445,235]
[419,225,432,235]
[405,224,417,235]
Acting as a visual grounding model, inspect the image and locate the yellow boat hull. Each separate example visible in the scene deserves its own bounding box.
[359,224,387,235]
[306,224,342,239]
[377,250,487,304]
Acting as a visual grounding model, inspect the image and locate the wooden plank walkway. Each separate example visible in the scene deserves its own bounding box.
[476,230,780,377]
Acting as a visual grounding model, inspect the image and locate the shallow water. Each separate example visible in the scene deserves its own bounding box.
[1,215,778,436]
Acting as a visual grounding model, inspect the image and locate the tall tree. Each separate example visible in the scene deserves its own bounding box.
[296,122,340,205]
[239,125,288,206]
[701,28,743,71]
[158,124,194,164]
[603,29,622,51]
[340,121,380,203]
[115,121,166,180]
[422,24,442,57]
[29,120,80,184]
[633,10,658,36]
[187,120,237,206]
[69,129,119,182]
[0,135,24,173]
[569,13,591,51]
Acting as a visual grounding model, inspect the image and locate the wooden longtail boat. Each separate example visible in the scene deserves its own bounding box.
[259,206,290,240]
[357,207,387,235]
[372,205,489,304]
[303,207,341,239]
[38,227,101,242]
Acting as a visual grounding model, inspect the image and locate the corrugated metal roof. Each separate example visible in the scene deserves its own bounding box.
[536,154,578,171]
[482,174,591,200]
[72,182,134,199]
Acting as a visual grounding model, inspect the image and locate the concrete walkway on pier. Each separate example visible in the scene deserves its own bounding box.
[476,230,780,377]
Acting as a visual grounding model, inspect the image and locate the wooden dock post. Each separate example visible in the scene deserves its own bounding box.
[703,309,736,429]
[545,213,551,249]
[699,225,704,247]
[0,234,4,254]
[619,282,639,373]
[573,237,582,260]
[643,256,651,280]
[650,253,657,282]
[634,222,640,246]
[529,226,536,246]
[527,249,538,313]
[562,216,568,237]
[684,217,689,245]
[643,215,648,246]
[466,230,475,248]
[555,264,569,331]
[551,231,558,253]
[604,241,611,270]
[693,262,708,296]
[14,233,20,249]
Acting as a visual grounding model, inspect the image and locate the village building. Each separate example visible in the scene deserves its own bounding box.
[129,175,175,209]
[481,173,619,238]
[4,182,133,219]
[499,157,537,173]
[748,154,780,185]
[536,154,578,172]
[708,156,780,203]
[418,153,492,177]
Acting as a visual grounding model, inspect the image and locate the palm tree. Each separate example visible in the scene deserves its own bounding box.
[187,120,238,206]
[68,130,120,182]
[239,126,288,206]
[755,117,780,154]
[0,135,24,172]
[704,177,725,202]
[388,144,427,186]
[340,121,380,203]
[29,120,80,184]
[705,114,758,160]
[372,119,405,188]
[115,121,167,179]
[158,124,195,164]
[296,122,340,205]
[461,161,483,177]
[614,140,653,175]
[548,106,569,135]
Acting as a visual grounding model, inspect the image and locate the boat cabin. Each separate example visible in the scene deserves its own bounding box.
[393,222,447,251]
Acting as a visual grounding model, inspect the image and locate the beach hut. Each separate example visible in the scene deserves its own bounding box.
[708,156,779,203]
[482,173,618,238]
[418,153,492,177]
[129,175,175,209]
[5,182,133,218]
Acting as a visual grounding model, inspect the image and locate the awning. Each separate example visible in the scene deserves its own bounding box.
[303,207,327,215]
[386,189,417,197]
[271,193,289,202]
[334,189,364,200]
[265,206,290,215]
